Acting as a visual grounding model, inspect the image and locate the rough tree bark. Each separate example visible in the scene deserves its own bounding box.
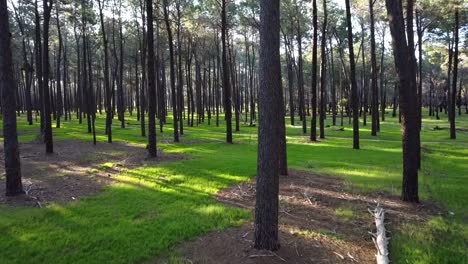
[97,0,112,143]
[319,0,327,139]
[345,0,359,149]
[369,0,379,136]
[163,0,180,142]
[147,0,157,156]
[42,0,54,153]
[310,0,318,141]
[385,0,420,202]
[222,0,233,143]
[1,0,23,196]
[450,9,459,139]
[255,0,282,251]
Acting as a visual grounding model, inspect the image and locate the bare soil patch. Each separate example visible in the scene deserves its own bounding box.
[158,170,439,264]
[0,140,184,207]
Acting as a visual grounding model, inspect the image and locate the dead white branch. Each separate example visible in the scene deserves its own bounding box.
[369,204,390,264]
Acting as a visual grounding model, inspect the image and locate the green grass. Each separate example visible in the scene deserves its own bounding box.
[1,109,467,263]
[335,206,357,221]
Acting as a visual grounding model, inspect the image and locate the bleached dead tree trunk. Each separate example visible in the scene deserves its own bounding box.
[369,205,390,264]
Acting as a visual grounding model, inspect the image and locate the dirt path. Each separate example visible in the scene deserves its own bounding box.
[158,170,438,264]
[0,140,183,207]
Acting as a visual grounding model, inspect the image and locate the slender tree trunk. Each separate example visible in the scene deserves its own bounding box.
[97,0,112,143]
[147,0,157,157]
[139,0,146,137]
[416,11,423,131]
[330,37,336,126]
[296,23,307,134]
[450,9,459,139]
[361,22,368,127]
[380,28,386,123]
[284,38,295,126]
[222,0,233,143]
[55,8,63,129]
[35,0,44,136]
[369,0,379,136]
[177,3,184,136]
[319,0,327,139]
[163,0,179,142]
[310,0,318,141]
[42,0,54,153]
[118,1,125,129]
[345,0,359,149]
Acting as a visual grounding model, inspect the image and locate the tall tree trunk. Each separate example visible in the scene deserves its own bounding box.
[450,9,459,139]
[284,37,295,126]
[310,0,318,141]
[222,0,233,143]
[176,3,184,136]
[297,23,306,134]
[147,0,157,157]
[35,0,44,136]
[139,0,146,138]
[86,39,96,145]
[1,0,23,196]
[319,0,327,139]
[380,28,386,123]
[345,0,359,149]
[11,3,33,126]
[330,36,336,126]
[385,0,420,202]
[118,1,125,128]
[97,0,112,143]
[416,11,423,131]
[42,0,54,153]
[163,0,179,142]
[55,7,63,129]
[255,0,282,251]
[405,0,421,169]
[361,22,368,127]
[369,0,379,136]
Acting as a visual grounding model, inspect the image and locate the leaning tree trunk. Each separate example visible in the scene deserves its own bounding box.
[0,0,23,196]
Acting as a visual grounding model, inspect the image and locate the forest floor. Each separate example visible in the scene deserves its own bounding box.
[0,110,467,264]
[158,170,439,264]
[0,140,184,207]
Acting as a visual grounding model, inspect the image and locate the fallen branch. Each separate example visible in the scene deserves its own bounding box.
[24,182,43,208]
[369,204,390,264]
